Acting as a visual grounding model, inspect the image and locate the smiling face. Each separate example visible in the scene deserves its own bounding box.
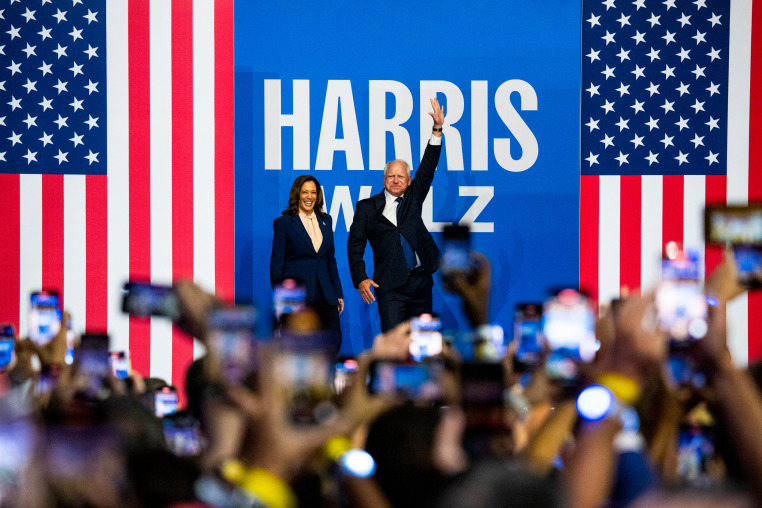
[384,161,411,197]
[298,180,318,214]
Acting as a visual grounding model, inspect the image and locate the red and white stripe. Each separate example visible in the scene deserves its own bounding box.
[0,0,235,404]
[580,0,761,366]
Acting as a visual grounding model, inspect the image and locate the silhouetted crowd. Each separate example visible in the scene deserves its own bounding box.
[2,226,762,508]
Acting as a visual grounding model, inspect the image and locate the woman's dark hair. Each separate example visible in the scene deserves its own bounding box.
[283,175,326,217]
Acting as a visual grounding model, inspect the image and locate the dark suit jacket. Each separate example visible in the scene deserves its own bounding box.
[270,213,343,306]
[347,142,443,293]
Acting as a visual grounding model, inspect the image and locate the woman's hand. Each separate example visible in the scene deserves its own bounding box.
[338,298,345,315]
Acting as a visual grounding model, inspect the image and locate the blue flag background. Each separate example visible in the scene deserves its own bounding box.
[234,1,582,354]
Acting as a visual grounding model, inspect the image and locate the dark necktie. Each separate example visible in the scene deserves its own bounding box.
[396,197,417,269]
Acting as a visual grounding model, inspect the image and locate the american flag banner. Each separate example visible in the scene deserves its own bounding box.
[0,0,235,397]
[1,0,107,173]
[580,0,762,365]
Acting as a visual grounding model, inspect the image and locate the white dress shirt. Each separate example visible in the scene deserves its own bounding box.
[298,210,323,252]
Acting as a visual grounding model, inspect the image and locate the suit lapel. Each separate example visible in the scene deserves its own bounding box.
[316,215,330,255]
[374,191,395,228]
[290,216,316,253]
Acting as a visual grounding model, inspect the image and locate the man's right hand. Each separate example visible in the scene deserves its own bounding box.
[358,279,379,304]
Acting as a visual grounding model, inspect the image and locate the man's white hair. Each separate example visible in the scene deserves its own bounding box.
[383,159,411,178]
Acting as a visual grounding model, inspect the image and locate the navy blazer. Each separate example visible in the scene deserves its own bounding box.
[347,142,442,293]
[270,213,343,306]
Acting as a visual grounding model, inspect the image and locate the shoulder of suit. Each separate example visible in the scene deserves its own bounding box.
[366,190,388,203]
[274,214,295,226]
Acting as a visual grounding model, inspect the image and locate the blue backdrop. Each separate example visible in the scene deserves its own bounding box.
[234,1,581,355]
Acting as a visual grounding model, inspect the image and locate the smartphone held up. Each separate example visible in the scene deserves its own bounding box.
[656,243,711,387]
[440,225,480,288]
[512,303,544,372]
[155,386,180,418]
[368,359,445,403]
[28,291,61,346]
[77,333,112,401]
[705,204,762,289]
[274,348,336,426]
[542,289,598,385]
[656,243,708,342]
[206,306,259,385]
[121,281,181,320]
[0,325,15,371]
[409,313,443,361]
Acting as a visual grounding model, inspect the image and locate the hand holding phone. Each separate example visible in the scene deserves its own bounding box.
[0,324,15,371]
[677,423,718,486]
[655,280,708,342]
[77,333,111,400]
[163,411,204,456]
[705,204,762,246]
[368,359,444,402]
[705,205,762,290]
[155,386,179,417]
[409,314,443,361]
[273,349,336,426]
[121,281,180,320]
[440,225,476,279]
[732,246,762,289]
[273,279,306,320]
[28,291,61,345]
[653,278,708,387]
[206,306,258,385]
[513,303,544,372]
[334,359,359,395]
[110,351,131,379]
[542,289,598,384]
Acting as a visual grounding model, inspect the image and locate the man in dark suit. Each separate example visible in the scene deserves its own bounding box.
[347,98,445,332]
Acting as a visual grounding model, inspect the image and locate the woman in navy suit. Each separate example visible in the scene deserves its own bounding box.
[270,175,344,350]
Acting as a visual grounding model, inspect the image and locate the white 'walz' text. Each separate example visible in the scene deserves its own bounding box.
[323,185,495,233]
[264,80,539,173]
